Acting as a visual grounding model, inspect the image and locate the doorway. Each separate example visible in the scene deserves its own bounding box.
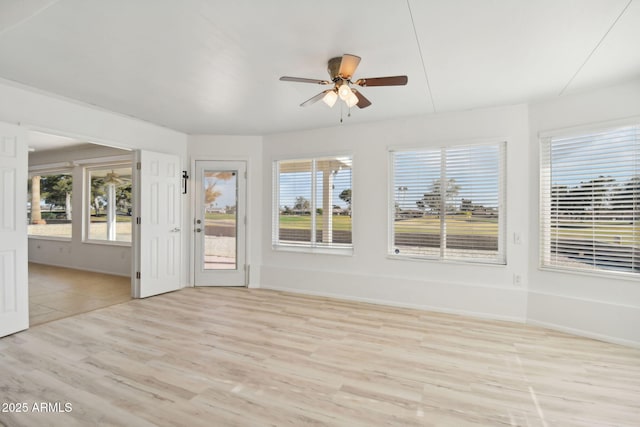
[194,160,247,286]
[26,131,135,325]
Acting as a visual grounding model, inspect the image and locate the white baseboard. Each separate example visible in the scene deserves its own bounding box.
[28,260,130,278]
[527,318,640,349]
[527,291,640,348]
[261,284,526,324]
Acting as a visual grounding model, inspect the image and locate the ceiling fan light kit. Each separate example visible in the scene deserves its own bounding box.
[322,90,338,107]
[280,53,408,114]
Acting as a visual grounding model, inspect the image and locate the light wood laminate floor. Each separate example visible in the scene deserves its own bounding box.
[29,263,131,326]
[2,287,639,426]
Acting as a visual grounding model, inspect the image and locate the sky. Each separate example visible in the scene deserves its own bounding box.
[279,169,352,209]
[204,173,237,209]
[393,145,502,210]
[550,127,639,187]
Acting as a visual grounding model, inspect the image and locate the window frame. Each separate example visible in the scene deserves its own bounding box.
[272,154,353,255]
[539,120,640,279]
[388,141,507,265]
[27,165,74,241]
[83,161,133,247]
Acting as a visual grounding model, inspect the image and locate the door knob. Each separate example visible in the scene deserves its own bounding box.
[195,228,202,233]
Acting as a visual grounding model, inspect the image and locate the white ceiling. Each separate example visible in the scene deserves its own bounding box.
[0,0,638,135]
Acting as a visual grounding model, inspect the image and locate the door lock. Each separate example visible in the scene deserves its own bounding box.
[195,228,202,233]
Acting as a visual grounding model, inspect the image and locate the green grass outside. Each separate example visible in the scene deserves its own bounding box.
[549,222,639,246]
[279,215,352,231]
[394,217,498,235]
[206,213,236,220]
[278,215,639,246]
[90,215,132,223]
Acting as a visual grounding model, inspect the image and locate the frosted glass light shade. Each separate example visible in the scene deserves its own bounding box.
[345,90,359,108]
[322,90,338,107]
[338,84,351,100]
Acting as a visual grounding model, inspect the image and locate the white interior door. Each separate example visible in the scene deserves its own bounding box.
[0,122,28,337]
[194,160,246,286]
[133,150,182,298]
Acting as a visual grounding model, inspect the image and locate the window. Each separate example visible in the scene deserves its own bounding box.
[541,125,639,276]
[391,142,506,264]
[273,156,352,251]
[86,165,133,243]
[28,172,73,239]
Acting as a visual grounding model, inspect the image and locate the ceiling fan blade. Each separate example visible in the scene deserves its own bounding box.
[354,75,408,87]
[280,76,331,85]
[352,89,372,109]
[338,54,361,79]
[300,90,330,107]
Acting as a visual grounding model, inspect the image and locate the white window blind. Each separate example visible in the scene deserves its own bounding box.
[391,142,505,264]
[541,125,639,276]
[273,156,352,250]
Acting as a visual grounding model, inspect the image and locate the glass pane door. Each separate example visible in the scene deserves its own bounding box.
[203,170,237,270]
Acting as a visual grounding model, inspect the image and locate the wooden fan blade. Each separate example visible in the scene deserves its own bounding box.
[354,75,408,87]
[300,90,330,107]
[352,89,372,109]
[338,54,361,79]
[280,76,331,85]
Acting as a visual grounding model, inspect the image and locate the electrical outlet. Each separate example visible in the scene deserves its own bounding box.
[513,274,522,286]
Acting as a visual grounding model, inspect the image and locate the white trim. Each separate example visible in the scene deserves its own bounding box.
[83,163,134,245]
[28,161,72,172]
[388,140,506,264]
[27,235,71,242]
[73,154,133,166]
[272,245,353,256]
[527,318,640,349]
[260,284,526,324]
[538,265,639,282]
[388,136,511,153]
[386,253,506,266]
[28,259,131,278]
[272,154,354,252]
[538,115,640,139]
[528,289,640,310]
[82,239,131,248]
[538,123,639,279]
[270,149,353,163]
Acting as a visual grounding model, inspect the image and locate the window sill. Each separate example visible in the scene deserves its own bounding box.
[273,244,353,256]
[28,235,72,242]
[387,254,506,267]
[539,265,639,282]
[83,239,132,248]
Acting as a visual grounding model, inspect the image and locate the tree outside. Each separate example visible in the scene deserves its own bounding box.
[416,178,461,215]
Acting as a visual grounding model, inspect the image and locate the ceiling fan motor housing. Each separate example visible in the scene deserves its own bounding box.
[327,57,345,81]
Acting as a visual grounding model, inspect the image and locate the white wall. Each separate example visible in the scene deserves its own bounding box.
[188,135,263,287]
[261,105,531,321]
[528,80,640,347]
[28,145,133,276]
[0,79,190,284]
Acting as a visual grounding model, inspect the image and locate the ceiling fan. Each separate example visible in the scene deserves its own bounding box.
[280,54,408,109]
[103,170,131,186]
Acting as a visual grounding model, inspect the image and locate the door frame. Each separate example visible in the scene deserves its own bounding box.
[190,158,249,287]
